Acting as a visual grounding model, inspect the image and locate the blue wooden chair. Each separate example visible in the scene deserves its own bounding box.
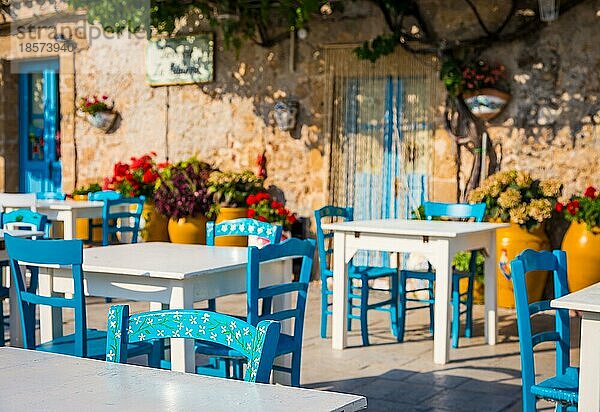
[511,249,578,412]
[4,235,155,361]
[35,192,66,200]
[205,218,282,311]
[106,305,280,383]
[196,238,315,387]
[98,196,145,246]
[87,190,122,243]
[398,201,486,348]
[315,206,399,346]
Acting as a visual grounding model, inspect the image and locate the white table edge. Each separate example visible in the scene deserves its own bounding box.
[550,283,600,313]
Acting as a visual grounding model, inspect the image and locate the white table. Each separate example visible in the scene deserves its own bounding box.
[552,282,600,410]
[36,199,104,240]
[0,347,367,412]
[323,219,508,364]
[39,242,294,381]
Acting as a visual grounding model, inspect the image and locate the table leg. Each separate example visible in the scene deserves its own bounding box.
[271,259,293,385]
[483,232,497,345]
[62,211,77,240]
[39,268,63,343]
[332,231,349,350]
[432,242,452,365]
[7,266,22,347]
[169,285,195,373]
[578,312,600,411]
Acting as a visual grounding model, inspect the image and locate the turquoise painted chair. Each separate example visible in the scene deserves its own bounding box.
[106,305,280,383]
[87,190,122,243]
[97,196,145,246]
[315,206,399,346]
[5,235,155,361]
[35,192,66,200]
[205,218,282,311]
[398,201,486,348]
[511,249,578,412]
[196,238,315,387]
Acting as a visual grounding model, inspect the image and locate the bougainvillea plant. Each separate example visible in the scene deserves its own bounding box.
[556,186,600,231]
[468,170,562,232]
[246,191,297,231]
[77,95,114,115]
[104,152,166,198]
[154,158,213,220]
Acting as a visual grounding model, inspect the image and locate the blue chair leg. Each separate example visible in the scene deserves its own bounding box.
[428,280,435,335]
[451,277,461,348]
[464,281,474,339]
[87,219,94,242]
[320,282,328,339]
[347,279,353,331]
[207,299,216,312]
[390,273,399,340]
[0,299,5,347]
[359,277,370,346]
[148,340,163,368]
[398,272,407,342]
[291,350,301,387]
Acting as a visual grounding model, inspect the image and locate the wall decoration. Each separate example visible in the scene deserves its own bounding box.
[146,34,214,86]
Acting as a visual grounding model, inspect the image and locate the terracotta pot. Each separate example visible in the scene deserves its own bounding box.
[463,88,511,120]
[562,221,600,292]
[168,215,207,244]
[496,223,550,308]
[215,207,248,247]
[140,201,169,242]
[72,194,89,201]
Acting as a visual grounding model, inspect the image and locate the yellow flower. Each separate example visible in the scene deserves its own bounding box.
[539,179,562,198]
[515,171,533,187]
[468,188,485,203]
[527,199,552,222]
[509,205,528,225]
[498,188,522,209]
[495,170,515,186]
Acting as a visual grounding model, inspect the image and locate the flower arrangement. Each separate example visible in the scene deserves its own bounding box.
[468,170,562,231]
[556,186,600,231]
[71,182,102,196]
[103,152,167,198]
[154,158,213,220]
[207,170,265,217]
[246,191,297,230]
[77,95,114,115]
[441,59,509,97]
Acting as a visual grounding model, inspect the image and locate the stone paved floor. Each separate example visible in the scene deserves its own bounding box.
[7,282,580,412]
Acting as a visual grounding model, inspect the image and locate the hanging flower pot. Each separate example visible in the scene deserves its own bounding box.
[77,94,117,132]
[86,111,117,132]
[463,88,511,120]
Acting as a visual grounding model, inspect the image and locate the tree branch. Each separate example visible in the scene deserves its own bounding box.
[463,0,491,35]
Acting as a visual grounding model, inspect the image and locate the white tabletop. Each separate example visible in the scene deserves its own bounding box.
[83,242,248,280]
[552,282,600,313]
[322,219,508,237]
[36,199,104,210]
[0,229,45,239]
[0,347,366,412]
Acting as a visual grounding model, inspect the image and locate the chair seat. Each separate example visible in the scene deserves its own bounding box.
[196,333,297,359]
[36,328,153,360]
[530,366,579,405]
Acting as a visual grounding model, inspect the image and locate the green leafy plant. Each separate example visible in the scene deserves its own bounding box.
[557,186,600,231]
[71,182,103,196]
[77,95,114,115]
[468,170,562,232]
[207,170,264,218]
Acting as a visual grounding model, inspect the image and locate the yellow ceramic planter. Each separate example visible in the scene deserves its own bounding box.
[73,194,102,241]
[562,221,600,292]
[496,224,550,308]
[215,207,249,247]
[168,215,208,244]
[141,201,169,242]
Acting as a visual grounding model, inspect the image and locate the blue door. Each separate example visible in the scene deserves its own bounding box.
[18,59,62,193]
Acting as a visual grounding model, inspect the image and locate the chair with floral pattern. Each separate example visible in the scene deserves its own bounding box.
[106,304,281,384]
[206,218,282,246]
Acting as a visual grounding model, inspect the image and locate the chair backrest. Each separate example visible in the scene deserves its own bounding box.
[106,304,280,383]
[423,201,486,222]
[36,192,66,200]
[2,209,48,232]
[89,190,122,201]
[206,218,282,247]
[0,193,37,212]
[5,235,87,356]
[510,249,571,412]
[101,196,145,246]
[246,238,315,353]
[314,206,353,277]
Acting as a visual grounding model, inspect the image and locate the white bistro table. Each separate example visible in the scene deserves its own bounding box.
[0,347,367,412]
[551,282,600,411]
[36,199,104,240]
[39,242,294,380]
[322,219,508,364]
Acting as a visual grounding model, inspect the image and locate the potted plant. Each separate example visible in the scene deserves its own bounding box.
[468,170,562,307]
[154,158,213,244]
[77,95,117,132]
[70,182,103,240]
[207,170,264,246]
[461,60,510,120]
[70,182,102,201]
[104,152,169,242]
[246,191,297,245]
[557,186,600,292]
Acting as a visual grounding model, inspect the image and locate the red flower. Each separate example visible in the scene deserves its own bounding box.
[142,169,158,184]
[287,215,297,224]
[277,207,287,216]
[157,162,170,169]
[246,194,256,206]
[257,216,268,222]
[555,202,564,212]
[102,95,108,100]
[256,192,270,201]
[567,200,580,216]
[584,186,597,199]
[247,208,256,218]
[113,162,129,178]
[271,201,283,209]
